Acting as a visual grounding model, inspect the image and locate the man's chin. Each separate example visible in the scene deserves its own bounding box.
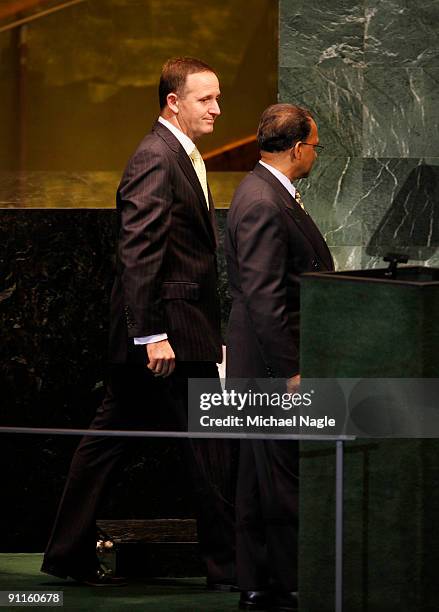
[193,124,214,140]
[302,165,316,178]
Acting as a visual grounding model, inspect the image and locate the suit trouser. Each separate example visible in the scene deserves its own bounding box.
[236,439,299,591]
[42,360,236,582]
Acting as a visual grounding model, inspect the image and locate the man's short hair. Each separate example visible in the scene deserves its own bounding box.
[257,104,313,152]
[159,57,216,109]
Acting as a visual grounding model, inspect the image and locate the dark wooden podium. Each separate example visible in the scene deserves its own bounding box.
[299,266,439,612]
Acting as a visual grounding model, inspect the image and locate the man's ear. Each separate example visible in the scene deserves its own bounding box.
[291,142,301,160]
[167,92,179,114]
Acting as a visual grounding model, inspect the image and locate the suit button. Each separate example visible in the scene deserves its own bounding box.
[311,259,319,270]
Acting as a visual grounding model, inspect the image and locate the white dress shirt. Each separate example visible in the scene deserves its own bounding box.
[259,160,297,200]
[157,116,195,155]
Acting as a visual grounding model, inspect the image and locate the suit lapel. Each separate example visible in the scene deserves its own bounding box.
[207,184,219,248]
[300,211,334,270]
[252,163,334,270]
[153,121,216,248]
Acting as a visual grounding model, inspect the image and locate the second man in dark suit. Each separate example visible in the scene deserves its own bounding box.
[225,103,334,611]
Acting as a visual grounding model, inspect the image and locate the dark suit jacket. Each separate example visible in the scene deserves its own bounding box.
[225,162,334,378]
[108,121,222,364]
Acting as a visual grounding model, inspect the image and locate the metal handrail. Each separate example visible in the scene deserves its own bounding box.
[1,424,350,611]
[0,0,87,33]
[0,426,356,441]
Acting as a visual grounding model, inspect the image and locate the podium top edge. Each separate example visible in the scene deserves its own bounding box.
[301,266,439,287]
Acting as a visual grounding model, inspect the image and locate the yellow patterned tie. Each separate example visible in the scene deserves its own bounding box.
[294,189,307,213]
[189,147,209,209]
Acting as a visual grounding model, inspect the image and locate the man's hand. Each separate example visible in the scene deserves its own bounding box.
[146,340,175,377]
[286,374,301,394]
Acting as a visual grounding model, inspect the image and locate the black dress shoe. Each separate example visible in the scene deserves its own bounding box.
[270,591,298,612]
[41,562,69,580]
[239,590,271,610]
[70,568,127,587]
[41,563,127,587]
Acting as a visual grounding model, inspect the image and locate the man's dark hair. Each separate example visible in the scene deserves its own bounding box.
[159,57,216,109]
[257,104,313,152]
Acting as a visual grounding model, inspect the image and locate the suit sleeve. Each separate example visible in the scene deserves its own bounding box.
[117,146,172,338]
[234,199,299,377]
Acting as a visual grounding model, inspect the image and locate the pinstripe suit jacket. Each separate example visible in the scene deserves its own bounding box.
[108,121,223,364]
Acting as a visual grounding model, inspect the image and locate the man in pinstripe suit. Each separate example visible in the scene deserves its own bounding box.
[41,57,236,588]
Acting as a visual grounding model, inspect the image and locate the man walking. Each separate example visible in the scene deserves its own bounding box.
[225,103,334,611]
[42,57,235,589]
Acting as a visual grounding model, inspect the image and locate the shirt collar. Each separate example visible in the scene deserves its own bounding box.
[259,160,296,199]
[158,116,195,156]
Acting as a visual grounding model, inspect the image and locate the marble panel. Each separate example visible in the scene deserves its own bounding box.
[362,158,439,262]
[328,245,364,270]
[0,207,230,550]
[297,156,363,246]
[279,0,365,68]
[423,250,439,267]
[321,246,412,270]
[0,210,116,428]
[0,209,232,431]
[363,68,439,158]
[329,247,439,274]
[304,234,438,273]
[365,0,439,67]
[215,210,232,332]
[279,66,364,157]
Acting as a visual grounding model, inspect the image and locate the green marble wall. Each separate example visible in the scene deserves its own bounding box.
[280,2,439,610]
[279,0,439,271]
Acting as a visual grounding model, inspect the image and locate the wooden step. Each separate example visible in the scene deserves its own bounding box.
[96,519,203,578]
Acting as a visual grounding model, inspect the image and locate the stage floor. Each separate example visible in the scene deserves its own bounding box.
[0,554,238,611]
